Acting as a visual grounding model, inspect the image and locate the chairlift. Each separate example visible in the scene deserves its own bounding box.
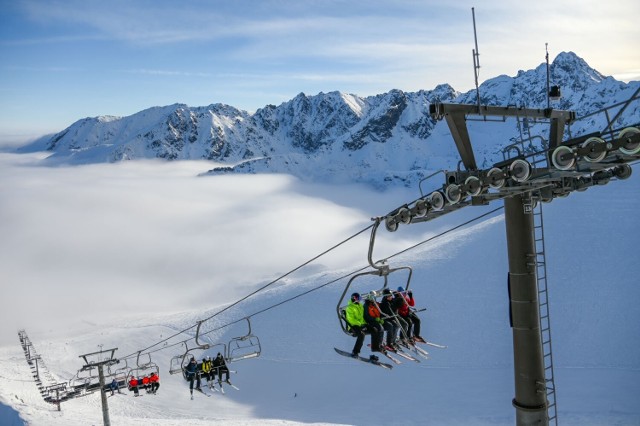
[107,357,130,379]
[125,351,159,382]
[68,366,101,394]
[169,340,226,381]
[169,319,213,377]
[227,317,261,362]
[337,218,413,335]
[169,342,190,376]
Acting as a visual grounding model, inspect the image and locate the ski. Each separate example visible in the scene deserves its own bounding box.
[217,382,225,394]
[397,339,430,359]
[367,344,401,364]
[388,346,420,363]
[194,388,211,397]
[424,341,447,349]
[221,380,239,391]
[334,348,393,369]
[413,345,430,359]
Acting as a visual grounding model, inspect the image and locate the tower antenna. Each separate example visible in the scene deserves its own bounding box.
[546,43,561,108]
[471,7,481,110]
[546,43,551,109]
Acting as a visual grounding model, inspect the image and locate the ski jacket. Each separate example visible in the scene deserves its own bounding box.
[213,355,227,368]
[129,377,138,387]
[396,293,415,317]
[202,359,212,373]
[379,296,399,319]
[363,300,384,324]
[345,300,366,327]
[149,373,159,383]
[142,376,150,385]
[185,360,198,376]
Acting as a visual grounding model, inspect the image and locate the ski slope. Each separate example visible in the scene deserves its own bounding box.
[0,153,639,425]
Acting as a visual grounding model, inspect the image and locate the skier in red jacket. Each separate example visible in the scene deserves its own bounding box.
[128,376,139,396]
[396,286,425,343]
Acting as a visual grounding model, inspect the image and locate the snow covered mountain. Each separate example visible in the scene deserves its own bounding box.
[18,52,640,189]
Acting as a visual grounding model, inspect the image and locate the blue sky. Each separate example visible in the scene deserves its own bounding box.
[1,0,638,145]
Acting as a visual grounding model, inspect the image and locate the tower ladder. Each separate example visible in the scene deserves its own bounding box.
[532,202,558,425]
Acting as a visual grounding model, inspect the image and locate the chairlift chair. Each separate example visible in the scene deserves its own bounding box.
[227,317,261,362]
[126,351,159,383]
[337,265,412,336]
[337,217,413,335]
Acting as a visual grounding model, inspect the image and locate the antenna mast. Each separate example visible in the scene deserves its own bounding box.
[546,43,551,109]
[471,7,481,110]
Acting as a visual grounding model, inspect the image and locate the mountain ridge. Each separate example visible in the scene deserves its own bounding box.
[18,52,640,189]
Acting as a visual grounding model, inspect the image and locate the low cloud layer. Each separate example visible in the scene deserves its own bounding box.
[0,153,419,345]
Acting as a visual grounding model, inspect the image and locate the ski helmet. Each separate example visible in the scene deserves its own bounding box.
[351,292,361,302]
[397,286,405,292]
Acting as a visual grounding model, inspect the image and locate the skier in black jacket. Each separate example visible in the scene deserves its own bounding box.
[184,357,201,397]
[379,288,407,347]
[213,353,230,384]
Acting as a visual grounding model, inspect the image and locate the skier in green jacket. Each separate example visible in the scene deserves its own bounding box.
[345,292,378,361]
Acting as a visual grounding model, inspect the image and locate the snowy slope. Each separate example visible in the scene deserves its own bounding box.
[0,153,638,425]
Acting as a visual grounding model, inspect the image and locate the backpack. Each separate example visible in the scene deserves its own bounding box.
[367,303,379,319]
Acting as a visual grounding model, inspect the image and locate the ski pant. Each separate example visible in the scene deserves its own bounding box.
[402,313,421,338]
[215,366,230,382]
[187,373,200,391]
[382,321,397,346]
[366,321,384,352]
[350,325,366,355]
[394,316,410,340]
[151,383,160,393]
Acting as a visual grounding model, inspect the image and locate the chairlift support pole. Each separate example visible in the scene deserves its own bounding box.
[424,103,575,426]
[504,194,548,425]
[79,348,118,426]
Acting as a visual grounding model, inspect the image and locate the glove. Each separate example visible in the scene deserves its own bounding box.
[407,291,413,297]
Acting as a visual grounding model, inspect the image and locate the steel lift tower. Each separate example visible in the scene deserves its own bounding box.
[380,92,640,425]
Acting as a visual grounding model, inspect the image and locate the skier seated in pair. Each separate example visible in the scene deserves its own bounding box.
[345,292,379,361]
[395,287,425,343]
[213,352,231,384]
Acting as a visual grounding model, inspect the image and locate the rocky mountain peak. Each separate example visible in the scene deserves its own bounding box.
[17,52,639,189]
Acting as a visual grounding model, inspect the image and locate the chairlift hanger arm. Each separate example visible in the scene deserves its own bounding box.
[195,320,211,349]
[429,103,575,165]
[367,218,389,272]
